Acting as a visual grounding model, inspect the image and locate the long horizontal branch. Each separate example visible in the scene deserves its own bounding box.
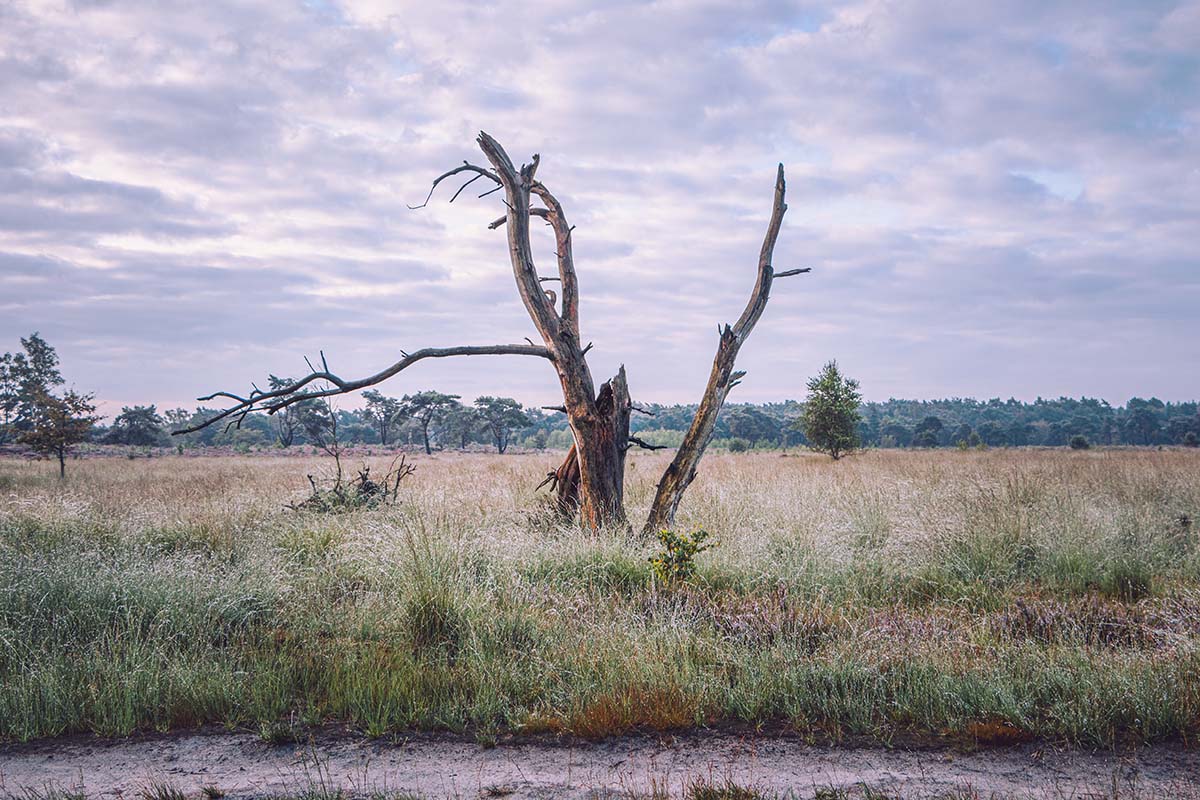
[173,344,553,435]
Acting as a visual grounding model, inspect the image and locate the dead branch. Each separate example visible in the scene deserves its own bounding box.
[408,162,501,210]
[174,344,552,435]
[643,164,808,534]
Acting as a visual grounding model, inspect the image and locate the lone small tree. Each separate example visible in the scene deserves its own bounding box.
[1,332,66,444]
[177,133,809,533]
[106,405,167,446]
[475,396,531,454]
[362,389,405,446]
[18,388,99,478]
[801,361,862,460]
[268,375,303,447]
[402,390,461,454]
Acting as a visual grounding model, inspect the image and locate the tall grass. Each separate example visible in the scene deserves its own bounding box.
[1,449,1198,744]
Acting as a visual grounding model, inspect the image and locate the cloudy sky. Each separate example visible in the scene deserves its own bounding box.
[2,0,1197,415]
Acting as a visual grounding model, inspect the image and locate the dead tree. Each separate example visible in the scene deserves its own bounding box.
[176,133,808,534]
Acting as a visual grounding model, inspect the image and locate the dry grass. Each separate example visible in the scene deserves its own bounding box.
[1,448,1199,744]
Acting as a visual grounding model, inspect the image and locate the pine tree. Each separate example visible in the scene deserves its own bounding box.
[800,360,863,460]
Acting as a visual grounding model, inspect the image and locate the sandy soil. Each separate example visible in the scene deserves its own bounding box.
[2,730,1200,799]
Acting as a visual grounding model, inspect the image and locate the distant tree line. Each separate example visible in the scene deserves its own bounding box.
[3,334,1198,474]
[629,395,1200,451]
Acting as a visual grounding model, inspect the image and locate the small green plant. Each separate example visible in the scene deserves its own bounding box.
[1069,435,1090,450]
[687,777,770,799]
[649,528,713,584]
[138,780,188,800]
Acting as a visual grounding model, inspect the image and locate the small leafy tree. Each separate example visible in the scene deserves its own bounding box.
[362,389,405,446]
[649,528,713,584]
[18,388,99,478]
[1069,434,1090,450]
[442,402,483,449]
[800,360,862,460]
[297,396,340,457]
[1,332,66,443]
[268,375,304,447]
[474,396,531,454]
[1185,431,1199,448]
[106,405,167,446]
[402,390,461,455]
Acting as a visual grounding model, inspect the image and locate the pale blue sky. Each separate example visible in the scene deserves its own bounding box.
[1,0,1197,414]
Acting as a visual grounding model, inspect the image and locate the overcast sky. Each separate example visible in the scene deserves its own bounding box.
[2,0,1197,415]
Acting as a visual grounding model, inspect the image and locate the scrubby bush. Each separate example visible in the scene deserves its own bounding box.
[649,528,713,584]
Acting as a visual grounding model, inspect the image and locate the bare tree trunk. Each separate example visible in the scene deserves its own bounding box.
[57,448,65,479]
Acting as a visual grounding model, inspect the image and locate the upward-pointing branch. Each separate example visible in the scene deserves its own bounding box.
[643,164,809,534]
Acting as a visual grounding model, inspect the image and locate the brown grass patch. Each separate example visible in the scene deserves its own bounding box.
[567,683,698,738]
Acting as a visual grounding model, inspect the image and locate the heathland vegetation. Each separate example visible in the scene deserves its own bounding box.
[1,449,1198,746]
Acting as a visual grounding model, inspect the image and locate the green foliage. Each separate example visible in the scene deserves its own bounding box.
[1069,434,1090,450]
[401,390,461,454]
[727,437,750,453]
[361,389,405,446]
[686,779,770,800]
[16,388,98,478]
[1,332,66,445]
[106,405,167,446]
[649,528,713,584]
[800,360,863,460]
[474,396,531,453]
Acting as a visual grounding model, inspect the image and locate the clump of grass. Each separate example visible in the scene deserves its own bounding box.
[402,584,467,656]
[137,780,187,800]
[686,777,771,799]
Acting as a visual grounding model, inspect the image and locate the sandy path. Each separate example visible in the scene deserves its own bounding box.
[2,730,1199,799]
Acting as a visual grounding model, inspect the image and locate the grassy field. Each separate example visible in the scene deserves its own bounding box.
[1,448,1198,746]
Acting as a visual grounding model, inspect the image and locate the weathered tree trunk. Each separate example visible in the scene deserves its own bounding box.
[545,368,631,525]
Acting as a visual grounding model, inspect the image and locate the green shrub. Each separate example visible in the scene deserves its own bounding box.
[1069,435,1090,450]
[649,528,713,584]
